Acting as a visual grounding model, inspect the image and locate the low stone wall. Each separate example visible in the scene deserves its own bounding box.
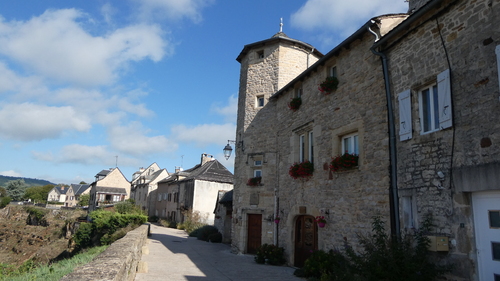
[60,223,150,281]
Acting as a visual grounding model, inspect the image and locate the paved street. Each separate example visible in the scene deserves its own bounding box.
[135,224,302,281]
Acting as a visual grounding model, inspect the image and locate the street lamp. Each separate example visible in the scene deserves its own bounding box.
[223,140,243,160]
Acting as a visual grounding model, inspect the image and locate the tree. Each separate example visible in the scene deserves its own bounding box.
[0,186,6,197]
[79,181,87,184]
[5,179,28,201]
[24,184,54,203]
[79,193,90,206]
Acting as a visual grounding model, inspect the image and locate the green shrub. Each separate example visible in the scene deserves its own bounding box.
[302,249,354,281]
[0,197,11,208]
[346,215,451,281]
[254,244,286,265]
[207,232,222,243]
[196,225,218,241]
[115,201,143,215]
[189,227,200,237]
[24,206,48,226]
[181,209,207,234]
[148,215,159,222]
[176,222,185,230]
[73,222,93,249]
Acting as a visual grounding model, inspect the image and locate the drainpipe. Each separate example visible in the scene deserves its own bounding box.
[368,22,401,239]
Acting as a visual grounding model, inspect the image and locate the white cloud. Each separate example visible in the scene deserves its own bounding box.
[0,170,22,177]
[0,103,91,141]
[171,123,236,147]
[0,9,168,86]
[132,0,214,23]
[32,144,140,167]
[211,94,237,123]
[291,0,408,37]
[108,122,177,156]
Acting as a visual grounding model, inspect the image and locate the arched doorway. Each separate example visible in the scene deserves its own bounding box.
[294,215,317,267]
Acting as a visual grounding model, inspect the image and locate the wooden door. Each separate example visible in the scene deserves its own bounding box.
[247,214,262,254]
[294,215,317,267]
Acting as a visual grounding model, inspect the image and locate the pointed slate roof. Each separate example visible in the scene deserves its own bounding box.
[158,159,233,184]
[70,184,90,195]
[54,185,69,195]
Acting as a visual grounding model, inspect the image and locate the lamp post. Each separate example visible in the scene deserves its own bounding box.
[223,140,243,160]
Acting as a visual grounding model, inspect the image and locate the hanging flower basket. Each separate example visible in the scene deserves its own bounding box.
[289,160,314,180]
[246,176,262,186]
[318,76,339,94]
[274,218,280,224]
[315,216,326,228]
[330,153,359,172]
[288,97,302,111]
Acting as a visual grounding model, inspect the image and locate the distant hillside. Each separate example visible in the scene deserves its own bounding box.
[0,175,55,187]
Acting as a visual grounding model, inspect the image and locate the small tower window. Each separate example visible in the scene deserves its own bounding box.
[257,50,264,59]
[256,95,265,107]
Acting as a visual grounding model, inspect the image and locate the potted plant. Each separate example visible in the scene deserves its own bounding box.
[246,176,262,186]
[289,160,314,180]
[330,153,359,172]
[288,97,302,111]
[315,216,327,228]
[318,76,339,94]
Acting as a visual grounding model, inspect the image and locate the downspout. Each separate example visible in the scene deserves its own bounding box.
[368,22,401,239]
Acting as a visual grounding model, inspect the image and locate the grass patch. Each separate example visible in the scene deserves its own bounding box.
[0,245,108,281]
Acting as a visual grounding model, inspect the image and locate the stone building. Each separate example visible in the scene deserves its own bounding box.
[155,153,233,225]
[130,163,169,216]
[232,0,500,279]
[88,167,130,212]
[373,0,500,279]
[231,16,406,267]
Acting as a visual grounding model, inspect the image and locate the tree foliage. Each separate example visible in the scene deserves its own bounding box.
[78,194,90,206]
[0,187,6,197]
[5,179,28,201]
[23,184,54,203]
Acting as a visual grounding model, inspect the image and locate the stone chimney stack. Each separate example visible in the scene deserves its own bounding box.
[408,0,431,13]
[201,153,214,165]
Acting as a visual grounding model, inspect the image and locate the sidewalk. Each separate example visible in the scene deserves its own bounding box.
[135,224,302,281]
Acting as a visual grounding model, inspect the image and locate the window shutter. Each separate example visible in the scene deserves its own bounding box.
[398,89,412,141]
[437,69,452,129]
[496,45,500,93]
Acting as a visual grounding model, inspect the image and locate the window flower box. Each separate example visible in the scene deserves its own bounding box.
[246,176,262,186]
[288,97,302,111]
[289,160,314,180]
[330,153,359,172]
[318,76,339,94]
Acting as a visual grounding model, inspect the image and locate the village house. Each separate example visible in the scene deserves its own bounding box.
[155,153,233,225]
[213,189,233,244]
[231,0,499,279]
[130,163,169,216]
[373,0,500,279]
[88,167,130,212]
[47,185,69,205]
[64,183,90,207]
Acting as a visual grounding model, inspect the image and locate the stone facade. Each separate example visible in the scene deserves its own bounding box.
[378,0,500,279]
[131,163,169,216]
[232,16,407,267]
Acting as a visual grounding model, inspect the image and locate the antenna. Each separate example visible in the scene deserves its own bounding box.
[115,156,118,167]
[181,155,184,168]
[280,17,283,33]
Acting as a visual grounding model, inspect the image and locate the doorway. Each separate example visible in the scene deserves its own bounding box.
[294,215,318,267]
[472,191,500,281]
[247,214,262,254]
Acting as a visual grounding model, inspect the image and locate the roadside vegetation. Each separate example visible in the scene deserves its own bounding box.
[157,209,223,243]
[294,215,452,281]
[0,245,108,281]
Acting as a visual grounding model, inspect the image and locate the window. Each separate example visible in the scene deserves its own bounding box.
[256,95,264,107]
[295,87,303,98]
[342,133,358,155]
[402,196,416,229]
[254,169,262,177]
[168,193,172,201]
[419,84,439,133]
[330,66,337,78]
[418,69,452,134]
[257,50,264,59]
[299,131,314,163]
[254,160,262,166]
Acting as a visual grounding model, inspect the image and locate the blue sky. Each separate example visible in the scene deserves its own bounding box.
[0,0,408,184]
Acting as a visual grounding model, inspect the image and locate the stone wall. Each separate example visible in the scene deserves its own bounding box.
[60,224,149,281]
[384,0,500,279]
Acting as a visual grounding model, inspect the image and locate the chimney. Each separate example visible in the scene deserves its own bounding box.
[175,166,181,173]
[201,153,214,165]
[408,0,431,13]
[139,167,144,172]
